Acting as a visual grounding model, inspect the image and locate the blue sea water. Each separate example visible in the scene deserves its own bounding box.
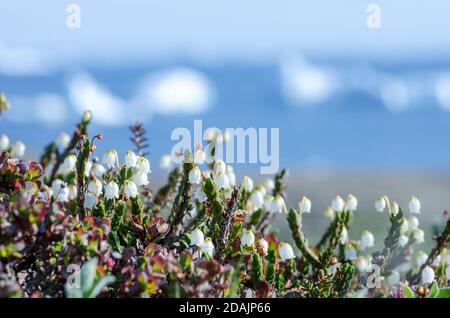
[2,59,450,172]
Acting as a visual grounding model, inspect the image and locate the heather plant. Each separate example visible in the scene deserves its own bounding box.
[1,93,450,298]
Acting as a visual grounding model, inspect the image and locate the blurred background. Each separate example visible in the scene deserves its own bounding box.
[1,1,450,247]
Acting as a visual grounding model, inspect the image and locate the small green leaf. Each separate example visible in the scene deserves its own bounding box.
[427,282,440,298]
[436,288,450,298]
[401,284,416,298]
[88,275,116,298]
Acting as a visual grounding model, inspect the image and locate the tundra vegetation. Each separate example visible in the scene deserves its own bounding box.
[0,92,449,298]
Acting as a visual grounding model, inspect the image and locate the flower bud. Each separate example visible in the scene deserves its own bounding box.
[416,251,428,267]
[201,237,215,256]
[278,242,295,261]
[375,196,386,213]
[240,229,255,248]
[56,132,70,149]
[94,164,106,178]
[241,176,254,192]
[413,228,425,244]
[87,178,103,196]
[11,141,26,157]
[250,190,264,210]
[190,228,205,247]
[270,195,285,213]
[331,195,344,212]
[360,230,375,250]
[124,180,138,198]
[194,148,205,164]
[387,271,400,285]
[82,110,92,124]
[215,171,230,191]
[214,159,226,174]
[84,192,97,210]
[407,215,420,231]
[159,154,172,170]
[345,194,358,212]
[408,196,421,214]
[132,172,149,186]
[256,238,269,256]
[325,206,334,221]
[298,196,312,214]
[188,166,202,185]
[194,187,207,202]
[390,201,399,216]
[102,149,118,169]
[60,154,77,174]
[421,266,435,284]
[137,156,151,174]
[356,256,370,273]
[340,226,349,245]
[344,245,357,260]
[125,150,137,168]
[105,181,120,200]
[0,134,10,151]
[399,235,409,247]
[262,179,275,193]
[68,185,77,201]
[226,165,236,187]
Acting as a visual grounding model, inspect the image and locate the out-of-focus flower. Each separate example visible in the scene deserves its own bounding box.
[159,154,172,170]
[414,229,425,244]
[188,166,202,185]
[375,196,386,213]
[194,187,207,202]
[105,181,120,200]
[51,179,69,202]
[240,229,255,248]
[408,216,420,231]
[11,141,26,157]
[331,195,344,212]
[388,271,401,285]
[264,195,273,211]
[125,150,137,168]
[194,148,205,164]
[262,179,275,193]
[356,256,370,273]
[84,192,97,209]
[278,242,295,261]
[214,159,226,175]
[421,266,435,284]
[344,245,357,260]
[201,237,215,257]
[250,190,264,210]
[132,172,149,186]
[68,185,77,200]
[345,194,358,212]
[400,219,409,234]
[360,230,375,250]
[59,154,77,174]
[270,195,286,213]
[325,206,334,221]
[137,156,151,174]
[56,132,70,149]
[409,196,421,214]
[298,196,311,214]
[124,180,138,198]
[390,201,400,216]
[82,110,92,123]
[226,165,236,187]
[241,176,254,192]
[103,149,118,169]
[215,171,229,191]
[340,226,349,245]
[0,134,10,151]
[94,164,106,178]
[399,235,409,247]
[257,238,269,256]
[87,178,103,196]
[190,229,205,247]
[416,251,428,267]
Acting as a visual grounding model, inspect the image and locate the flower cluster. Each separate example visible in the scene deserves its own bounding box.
[1,101,450,298]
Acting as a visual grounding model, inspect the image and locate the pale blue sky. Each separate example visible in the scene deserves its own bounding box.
[1,0,450,66]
